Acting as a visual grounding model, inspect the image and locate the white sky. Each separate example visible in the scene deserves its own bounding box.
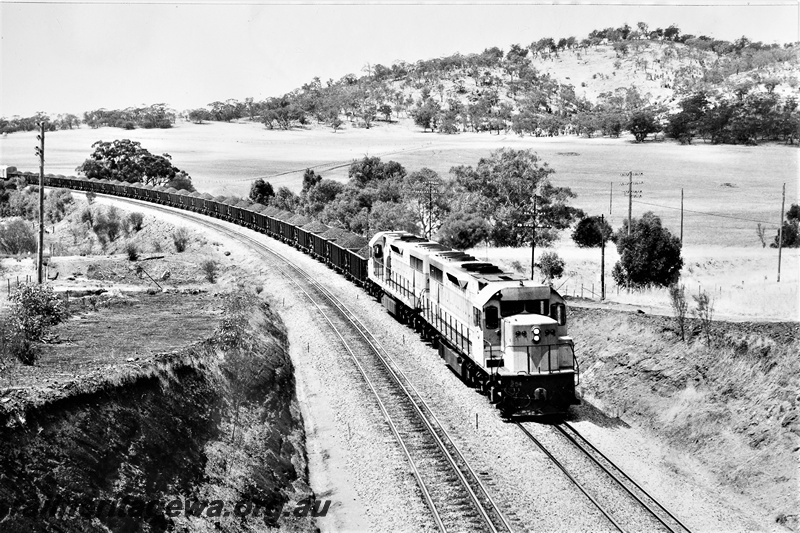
[1,0,798,117]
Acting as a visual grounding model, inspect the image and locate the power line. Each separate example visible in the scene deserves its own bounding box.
[631,199,780,226]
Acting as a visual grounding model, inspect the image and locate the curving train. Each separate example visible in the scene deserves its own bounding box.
[11,171,580,416]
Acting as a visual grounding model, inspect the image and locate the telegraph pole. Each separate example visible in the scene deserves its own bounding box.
[600,214,606,300]
[516,196,550,281]
[35,123,45,284]
[778,182,786,282]
[680,188,684,246]
[620,171,643,236]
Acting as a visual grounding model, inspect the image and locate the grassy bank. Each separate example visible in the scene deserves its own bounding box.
[0,291,315,533]
[571,307,799,529]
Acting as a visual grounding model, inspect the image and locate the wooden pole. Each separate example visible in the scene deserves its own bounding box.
[627,171,633,237]
[36,123,45,284]
[778,182,785,282]
[680,188,684,246]
[531,197,537,280]
[600,214,606,300]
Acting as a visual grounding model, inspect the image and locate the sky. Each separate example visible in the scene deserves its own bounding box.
[1,0,798,118]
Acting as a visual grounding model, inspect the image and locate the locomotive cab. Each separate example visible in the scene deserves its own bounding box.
[480,286,579,414]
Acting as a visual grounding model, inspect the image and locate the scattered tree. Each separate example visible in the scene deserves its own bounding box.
[450,148,582,247]
[612,212,683,288]
[571,215,612,247]
[626,109,661,142]
[76,139,194,189]
[0,218,37,254]
[772,203,800,248]
[249,179,275,205]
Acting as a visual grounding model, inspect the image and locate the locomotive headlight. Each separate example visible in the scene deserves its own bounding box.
[532,327,541,344]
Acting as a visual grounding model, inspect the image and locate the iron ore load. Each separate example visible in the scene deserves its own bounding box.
[13,171,579,416]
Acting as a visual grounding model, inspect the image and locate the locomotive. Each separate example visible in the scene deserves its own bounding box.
[9,171,579,416]
[367,231,579,416]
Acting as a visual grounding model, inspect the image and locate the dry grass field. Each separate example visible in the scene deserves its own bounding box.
[1,119,796,320]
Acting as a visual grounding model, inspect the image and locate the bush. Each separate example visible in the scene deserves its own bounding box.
[106,207,121,242]
[249,179,275,205]
[0,218,37,255]
[693,290,714,346]
[85,191,96,204]
[539,251,565,282]
[2,325,37,365]
[612,212,683,288]
[80,207,94,227]
[127,212,145,232]
[201,260,218,283]
[152,239,163,253]
[44,188,74,224]
[669,283,688,341]
[7,283,68,363]
[571,215,612,248]
[124,242,139,261]
[172,228,189,252]
[771,204,799,248]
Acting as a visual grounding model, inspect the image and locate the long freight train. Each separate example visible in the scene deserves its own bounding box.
[11,171,580,416]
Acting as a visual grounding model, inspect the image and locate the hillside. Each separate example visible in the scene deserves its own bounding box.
[4,30,797,146]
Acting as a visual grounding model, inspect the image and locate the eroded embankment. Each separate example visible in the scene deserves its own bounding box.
[571,307,799,530]
[0,292,316,532]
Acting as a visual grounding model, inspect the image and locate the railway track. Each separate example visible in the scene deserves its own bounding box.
[517,421,692,533]
[98,195,513,533]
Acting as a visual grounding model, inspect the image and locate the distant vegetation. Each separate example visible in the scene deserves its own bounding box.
[2,24,796,144]
[249,150,583,250]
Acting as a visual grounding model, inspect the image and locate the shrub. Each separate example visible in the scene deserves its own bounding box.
[127,212,145,232]
[2,325,37,366]
[106,207,121,242]
[44,188,74,224]
[124,242,139,261]
[85,191,96,204]
[693,290,714,346]
[9,283,68,340]
[68,219,88,245]
[539,251,565,282]
[201,260,218,283]
[172,228,189,252]
[612,212,683,288]
[0,218,37,254]
[80,207,94,227]
[571,215,612,248]
[771,205,799,248]
[152,239,163,253]
[669,283,688,341]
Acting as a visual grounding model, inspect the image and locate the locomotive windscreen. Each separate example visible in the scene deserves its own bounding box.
[500,299,549,317]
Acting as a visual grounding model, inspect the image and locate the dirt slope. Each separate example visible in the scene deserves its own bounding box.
[571,306,799,530]
[0,292,315,533]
